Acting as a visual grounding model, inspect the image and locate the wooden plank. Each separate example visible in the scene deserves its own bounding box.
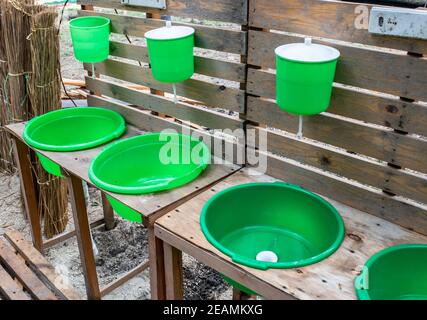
[77,0,248,24]
[246,91,427,174]
[155,169,427,299]
[246,60,427,136]
[68,174,101,300]
[79,10,246,55]
[85,59,244,112]
[100,261,150,297]
[4,230,80,300]
[248,126,427,205]
[163,242,183,300]
[0,239,57,300]
[109,41,246,82]
[248,30,427,102]
[12,138,43,254]
[148,226,166,299]
[101,193,116,231]
[0,265,30,300]
[85,77,242,131]
[43,218,106,249]
[249,0,427,54]
[87,95,245,165]
[256,152,427,236]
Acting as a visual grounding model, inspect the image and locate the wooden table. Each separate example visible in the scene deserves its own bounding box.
[6,122,241,300]
[155,168,427,300]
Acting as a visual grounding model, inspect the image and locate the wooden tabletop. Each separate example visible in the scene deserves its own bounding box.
[155,168,427,300]
[6,122,241,226]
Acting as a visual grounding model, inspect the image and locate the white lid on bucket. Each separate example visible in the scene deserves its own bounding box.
[145,21,195,40]
[275,38,340,63]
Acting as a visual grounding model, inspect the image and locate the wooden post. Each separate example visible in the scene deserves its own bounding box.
[12,138,43,254]
[163,242,183,300]
[101,193,116,231]
[68,173,101,300]
[148,225,166,299]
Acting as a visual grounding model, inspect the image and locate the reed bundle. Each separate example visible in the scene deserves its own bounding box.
[0,0,15,174]
[0,0,68,237]
[29,7,68,237]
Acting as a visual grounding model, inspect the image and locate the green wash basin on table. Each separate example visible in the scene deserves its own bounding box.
[89,133,211,223]
[355,244,427,300]
[200,182,345,295]
[23,107,126,177]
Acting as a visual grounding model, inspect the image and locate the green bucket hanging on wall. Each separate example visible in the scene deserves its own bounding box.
[275,38,340,115]
[145,21,195,83]
[70,16,111,63]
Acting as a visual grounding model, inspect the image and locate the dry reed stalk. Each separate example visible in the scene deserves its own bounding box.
[0,0,15,174]
[0,0,34,123]
[29,7,68,238]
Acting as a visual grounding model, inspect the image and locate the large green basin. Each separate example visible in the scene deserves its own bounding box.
[23,107,126,177]
[355,244,427,300]
[89,133,210,222]
[200,182,345,270]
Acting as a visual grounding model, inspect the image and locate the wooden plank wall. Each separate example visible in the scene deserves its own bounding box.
[76,0,248,163]
[246,0,427,236]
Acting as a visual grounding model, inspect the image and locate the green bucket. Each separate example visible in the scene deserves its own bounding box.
[275,38,340,115]
[145,22,195,83]
[70,16,111,63]
[89,132,210,222]
[23,107,126,177]
[355,244,427,300]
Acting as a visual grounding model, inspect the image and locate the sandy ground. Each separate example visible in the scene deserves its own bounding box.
[0,5,234,300]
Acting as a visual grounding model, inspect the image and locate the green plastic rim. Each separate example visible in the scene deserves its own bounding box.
[69,16,110,30]
[355,244,427,300]
[89,132,211,195]
[24,107,126,152]
[70,16,111,63]
[200,182,345,270]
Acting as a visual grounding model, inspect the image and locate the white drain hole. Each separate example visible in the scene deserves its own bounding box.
[256,251,278,263]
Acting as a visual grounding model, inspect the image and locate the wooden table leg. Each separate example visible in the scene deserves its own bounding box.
[101,193,116,231]
[233,288,244,300]
[68,173,101,300]
[12,138,43,254]
[148,225,166,300]
[163,242,183,300]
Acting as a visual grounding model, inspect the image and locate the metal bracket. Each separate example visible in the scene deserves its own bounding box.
[368,7,427,40]
[121,0,167,9]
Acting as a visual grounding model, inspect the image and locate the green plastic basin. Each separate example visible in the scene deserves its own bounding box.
[24,107,126,177]
[201,182,345,270]
[355,244,427,300]
[89,133,210,222]
[275,39,340,115]
[70,16,110,63]
[145,24,195,83]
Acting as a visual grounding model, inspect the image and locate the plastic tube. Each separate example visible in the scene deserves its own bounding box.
[297,115,304,139]
[172,83,178,104]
